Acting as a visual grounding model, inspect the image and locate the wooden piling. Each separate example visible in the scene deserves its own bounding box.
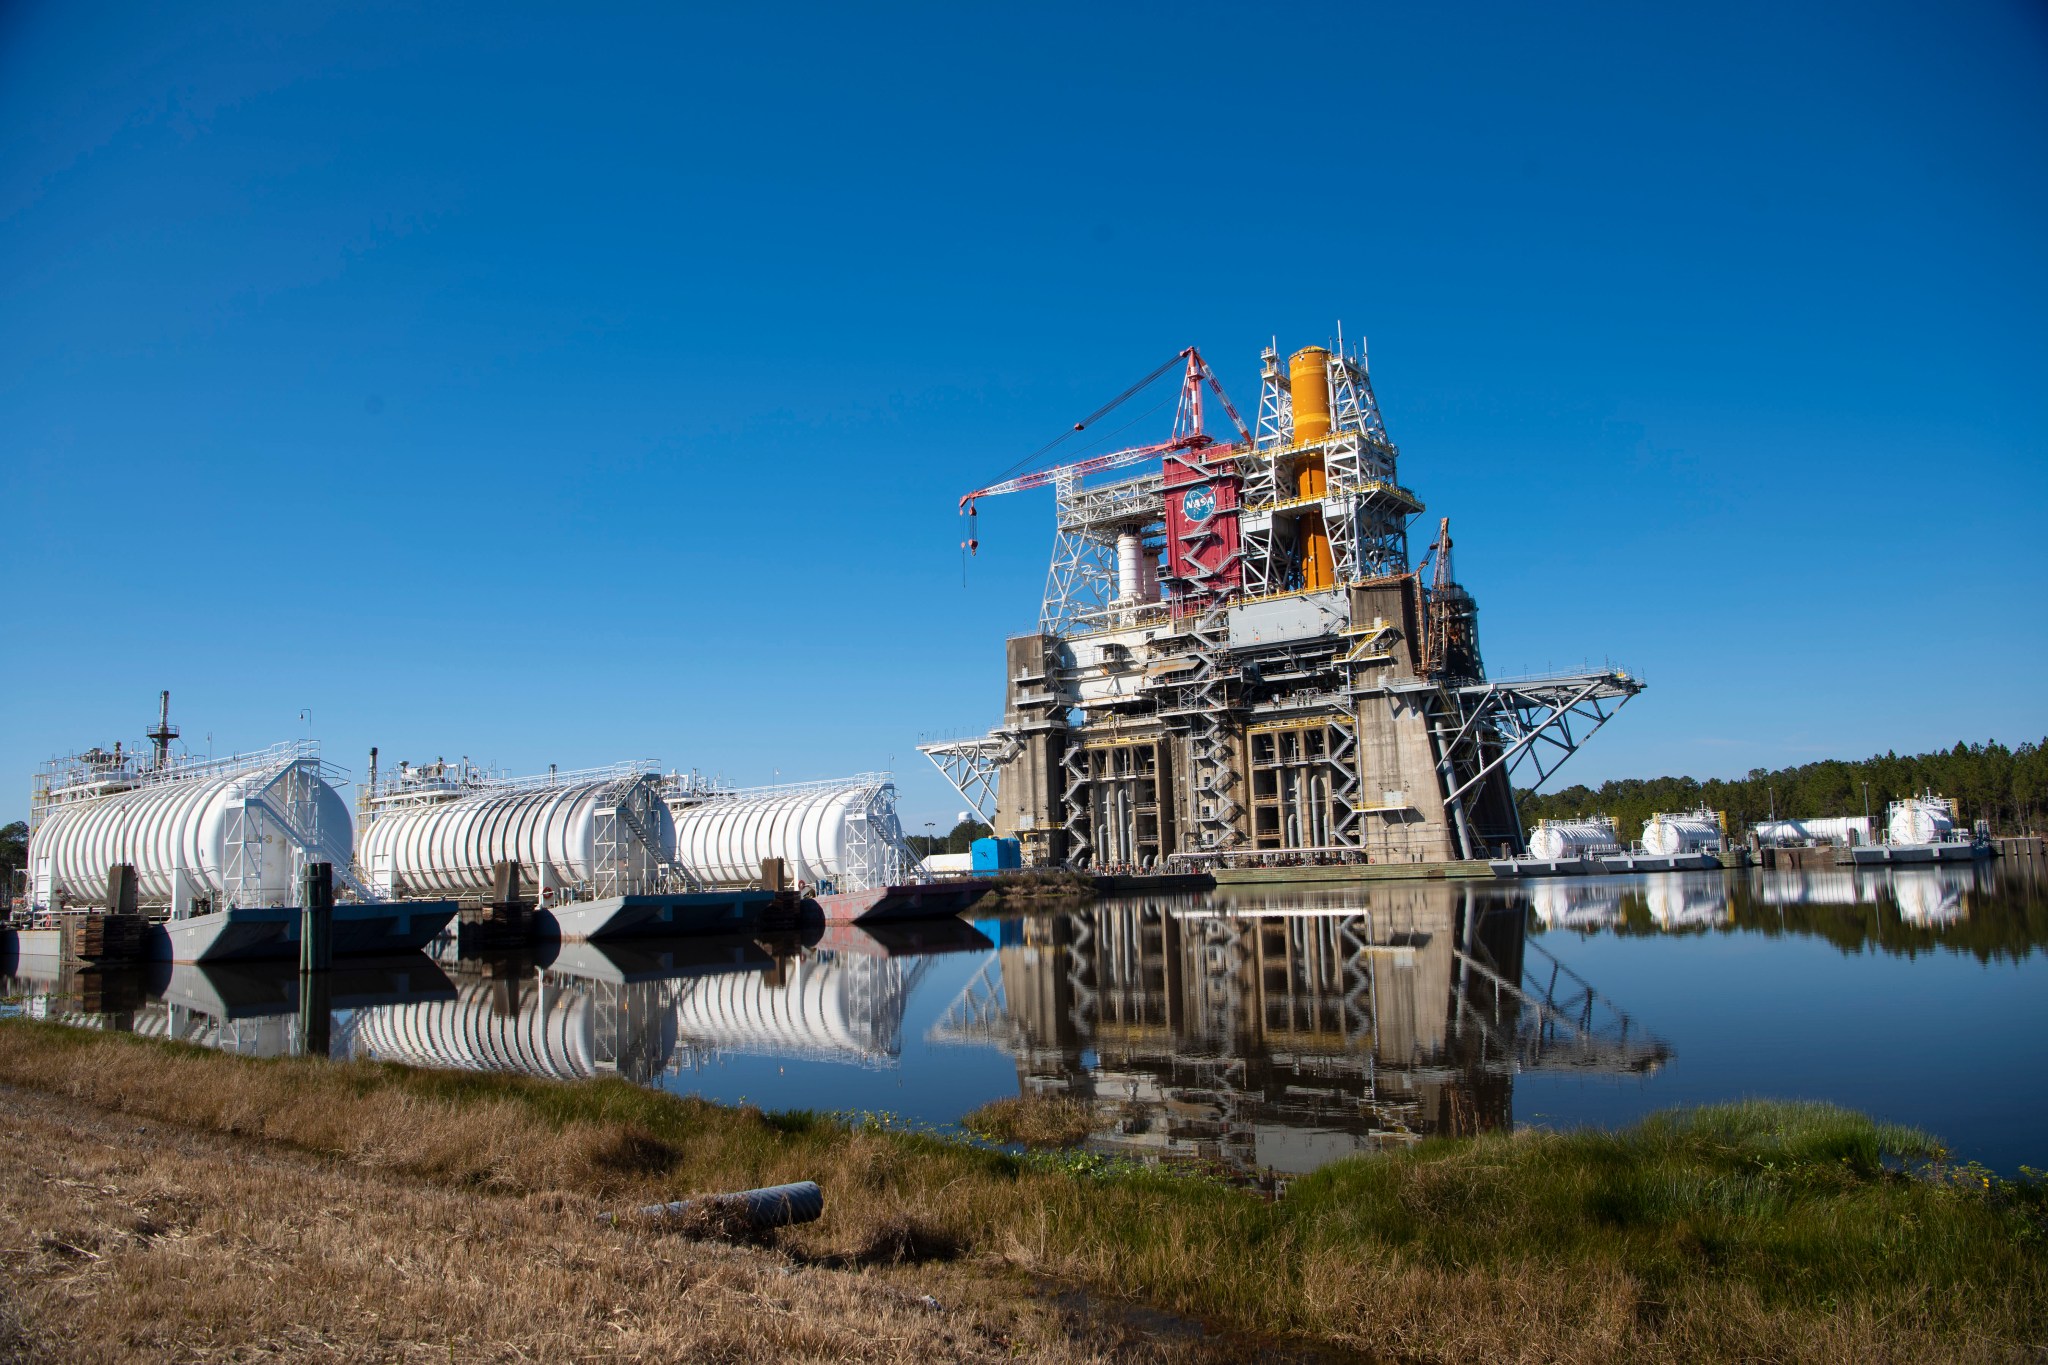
[299,863,334,973]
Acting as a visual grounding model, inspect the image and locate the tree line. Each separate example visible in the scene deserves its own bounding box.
[905,818,994,858]
[1518,739,2048,845]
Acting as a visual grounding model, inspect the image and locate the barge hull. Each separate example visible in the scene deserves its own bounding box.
[811,881,992,924]
[536,891,777,942]
[150,902,458,964]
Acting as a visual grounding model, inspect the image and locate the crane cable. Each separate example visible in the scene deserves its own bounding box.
[981,350,1188,487]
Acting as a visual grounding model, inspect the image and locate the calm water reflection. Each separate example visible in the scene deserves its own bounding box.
[6,863,2044,1173]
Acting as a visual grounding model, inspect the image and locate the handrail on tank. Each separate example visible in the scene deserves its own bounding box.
[34,741,341,829]
[361,758,661,806]
[665,771,894,803]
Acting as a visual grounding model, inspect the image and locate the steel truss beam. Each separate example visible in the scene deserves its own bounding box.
[1041,469,1120,634]
[918,732,1020,825]
[1417,671,1643,809]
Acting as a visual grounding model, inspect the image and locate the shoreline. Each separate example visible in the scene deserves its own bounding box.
[0,1019,2041,1362]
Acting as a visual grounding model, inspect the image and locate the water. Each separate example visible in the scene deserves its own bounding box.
[6,863,2044,1173]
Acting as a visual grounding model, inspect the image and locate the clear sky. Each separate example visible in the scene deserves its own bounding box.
[2,1,2043,832]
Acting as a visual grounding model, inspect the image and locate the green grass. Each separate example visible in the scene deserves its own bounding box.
[1288,1101,2042,1309]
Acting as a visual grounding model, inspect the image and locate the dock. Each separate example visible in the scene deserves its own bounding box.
[1211,860,1495,886]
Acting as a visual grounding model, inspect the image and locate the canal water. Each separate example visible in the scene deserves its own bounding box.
[5,863,2044,1174]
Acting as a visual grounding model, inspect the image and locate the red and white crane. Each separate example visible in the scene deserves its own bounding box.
[958,347,1251,554]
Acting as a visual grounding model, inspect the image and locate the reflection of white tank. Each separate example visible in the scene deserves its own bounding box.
[1755,871,1864,906]
[1528,817,1619,860]
[672,953,919,1062]
[1646,877,1730,928]
[1888,796,1956,847]
[1531,880,1623,929]
[667,777,913,891]
[1642,810,1723,856]
[1752,816,1870,847]
[30,750,352,909]
[356,765,674,898]
[1890,869,1970,927]
[349,981,599,1080]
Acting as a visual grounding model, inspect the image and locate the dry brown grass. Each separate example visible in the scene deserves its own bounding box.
[1,1021,2041,1363]
[0,1084,1230,1363]
[962,1095,1098,1148]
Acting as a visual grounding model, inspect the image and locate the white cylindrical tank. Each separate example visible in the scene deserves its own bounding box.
[1752,816,1871,847]
[356,776,675,897]
[1888,798,1954,846]
[1641,811,1723,856]
[1528,817,1618,860]
[29,759,352,908]
[1116,529,1144,602]
[669,784,892,888]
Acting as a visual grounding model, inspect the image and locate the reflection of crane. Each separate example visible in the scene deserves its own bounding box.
[958,347,1252,552]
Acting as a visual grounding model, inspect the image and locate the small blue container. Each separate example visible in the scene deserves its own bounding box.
[970,836,1022,872]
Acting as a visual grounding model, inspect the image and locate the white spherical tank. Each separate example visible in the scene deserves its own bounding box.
[29,760,352,908]
[1641,812,1723,856]
[669,785,884,887]
[1888,799,1954,846]
[356,777,675,898]
[1528,818,1618,860]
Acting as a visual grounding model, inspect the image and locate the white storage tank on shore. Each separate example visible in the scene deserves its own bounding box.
[1527,817,1619,860]
[355,761,674,899]
[1641,810,1724,857]
[1888,796,1956,846]
[666,775,916,892]
[1752,816,1871,847]
[29,744,352,910]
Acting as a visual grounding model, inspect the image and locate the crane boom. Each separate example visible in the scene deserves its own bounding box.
[959,347,1250,518]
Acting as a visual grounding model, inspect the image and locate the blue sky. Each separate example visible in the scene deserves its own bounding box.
[2,1,2043,832]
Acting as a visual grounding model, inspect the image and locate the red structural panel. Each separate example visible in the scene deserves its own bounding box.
[1162,452,1243,607]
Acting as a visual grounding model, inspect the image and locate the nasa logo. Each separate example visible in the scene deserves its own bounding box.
[1181,485,1215,522]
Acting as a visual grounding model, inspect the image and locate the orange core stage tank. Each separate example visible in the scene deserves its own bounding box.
[1289,346,1335,590]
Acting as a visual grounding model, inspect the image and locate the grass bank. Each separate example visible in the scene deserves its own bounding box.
[1,1019,2042,1361]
